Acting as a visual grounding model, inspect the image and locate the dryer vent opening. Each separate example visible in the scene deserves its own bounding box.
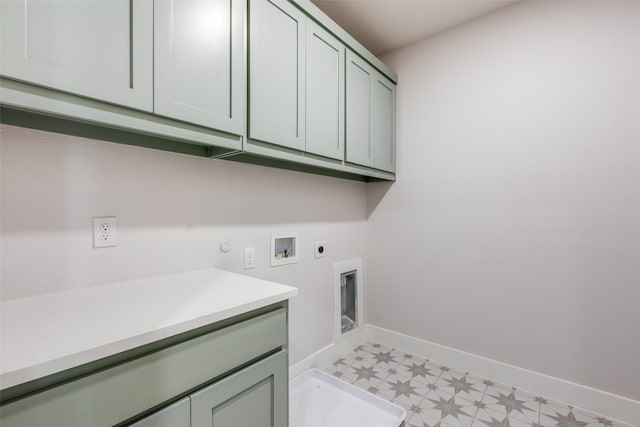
[333,259,363,340]
[341,270,358,334]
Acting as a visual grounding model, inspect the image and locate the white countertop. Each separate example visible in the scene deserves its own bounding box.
[0,268,298,390]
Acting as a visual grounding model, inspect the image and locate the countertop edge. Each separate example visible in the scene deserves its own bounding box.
[0,270,298,391]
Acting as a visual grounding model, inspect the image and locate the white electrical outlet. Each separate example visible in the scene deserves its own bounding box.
[93,217,117,248]
[314,241,327,258]
[244,247,256,270]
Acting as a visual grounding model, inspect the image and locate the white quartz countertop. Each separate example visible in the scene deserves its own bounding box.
[0,268,298,390]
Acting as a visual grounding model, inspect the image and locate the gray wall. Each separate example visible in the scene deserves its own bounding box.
[0,125,368,365]
[368,0,640,400]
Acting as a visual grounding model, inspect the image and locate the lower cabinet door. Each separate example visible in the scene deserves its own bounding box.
[190,351,288,427]
[129,398,190,427]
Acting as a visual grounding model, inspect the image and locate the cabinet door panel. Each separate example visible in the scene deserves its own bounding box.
[305,21,344,160]
[373,74,396,172]
[249,0,305,151]
[191,351,288,427]
[154,0,244,134]
[0,0,153,111]
[345,52,374,167]
[129,398,190,427]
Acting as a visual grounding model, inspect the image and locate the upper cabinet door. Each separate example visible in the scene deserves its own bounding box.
[249,0,305,151]
[0,0,153,111]
[305,20,345,160]
[154,0,245,135]
[345,51,374,168]
[373,73,396,172]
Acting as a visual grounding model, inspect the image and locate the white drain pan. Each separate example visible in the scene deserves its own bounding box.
[290,368,407,427]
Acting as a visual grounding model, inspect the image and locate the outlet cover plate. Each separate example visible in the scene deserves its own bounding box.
[93,217,117,248]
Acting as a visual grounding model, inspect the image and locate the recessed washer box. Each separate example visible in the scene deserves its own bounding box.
[271,233,299,267]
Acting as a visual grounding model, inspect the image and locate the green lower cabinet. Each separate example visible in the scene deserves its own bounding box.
[130,398,190,427]
[0,306,288,427]
[131,351,287,427]
[191,351,288,427]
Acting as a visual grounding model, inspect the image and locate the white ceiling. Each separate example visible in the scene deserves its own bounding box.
[310,0,520,55]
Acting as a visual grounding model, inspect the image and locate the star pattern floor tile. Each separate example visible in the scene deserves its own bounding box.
[323,341,633,427]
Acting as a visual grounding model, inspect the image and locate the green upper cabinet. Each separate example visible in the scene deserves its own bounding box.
[345,50,396,172]
[345,51,374,168]
[0,0,397,180]
[373,74,396,172]
[154,0,245,135]
[0,0,153,111]
[249,0,346,161]
[305,20,345,161]
[249,0,306,151]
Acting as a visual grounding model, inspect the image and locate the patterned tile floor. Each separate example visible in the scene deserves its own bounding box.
[324,342,632,427]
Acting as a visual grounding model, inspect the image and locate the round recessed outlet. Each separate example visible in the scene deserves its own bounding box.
[314,241,327,258]
[219,240,232,253]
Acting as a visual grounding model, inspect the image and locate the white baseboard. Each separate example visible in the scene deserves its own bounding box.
[289,325,369,378]
[368,325,640,426]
